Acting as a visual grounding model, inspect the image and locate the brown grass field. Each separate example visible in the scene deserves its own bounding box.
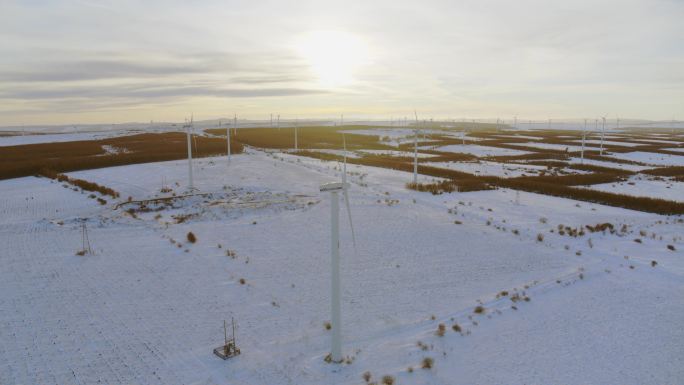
[0,132,244,180]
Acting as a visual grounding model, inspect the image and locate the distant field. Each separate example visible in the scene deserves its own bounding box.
[3,125,684,214]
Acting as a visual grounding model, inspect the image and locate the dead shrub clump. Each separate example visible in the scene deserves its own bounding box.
[436,323,446,337]
[381,375,395,385]
[421,357,434,369]
[363,371,372,382]
[187,232,197,243]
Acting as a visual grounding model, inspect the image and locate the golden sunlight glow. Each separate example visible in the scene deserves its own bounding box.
[296,30,370,87]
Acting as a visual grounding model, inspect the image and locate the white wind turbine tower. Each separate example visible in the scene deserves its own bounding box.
[226,117,232,164]
[581,119,587,164]
[599,116,606,155]
[413,111,420,185]
[184,115,194,190]
[233,114,237,137]
[294,118,299,152]
[319,146,357,363]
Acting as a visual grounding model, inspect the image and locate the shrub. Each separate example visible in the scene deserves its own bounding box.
[452,323,461,332]
[537,233,544,242]
[651,260,658,267]
[239,278,246,285]
[436,323,446,337]
[421,357,434,369]
[363,371,372,382]
[381,375,395,385]
[473,306,485,314]
[667,244,676,251]
[324,322,331,330]
[187,232,197,243]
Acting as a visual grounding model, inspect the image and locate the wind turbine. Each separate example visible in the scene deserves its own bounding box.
[581,119,587,164]
[233,114,237,137]
[294,119,299,152]
[184,115,194,190]
[226,118,232,164]
[413,111,419,185]
[599,117,606,155]
[319,148,357,363]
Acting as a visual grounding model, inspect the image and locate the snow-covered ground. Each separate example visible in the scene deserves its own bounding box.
[431,144,530,157]
[422,160,547,177]
[1,149,683,385]
[0,131,133,147]
[567,157,653,172]
[580,175,684,202]
[515,142,585,152]
[357,149,437,158]
[571,139,643,147]
[606,151,684,166]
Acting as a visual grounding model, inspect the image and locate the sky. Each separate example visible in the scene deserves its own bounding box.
[0,0,682,125]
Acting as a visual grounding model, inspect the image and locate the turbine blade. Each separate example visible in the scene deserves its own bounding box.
[343,187,358,256]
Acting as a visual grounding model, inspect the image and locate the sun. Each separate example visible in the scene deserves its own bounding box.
[296,30,370,87]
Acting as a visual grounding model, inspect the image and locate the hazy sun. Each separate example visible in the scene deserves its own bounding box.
[296,30,370,87]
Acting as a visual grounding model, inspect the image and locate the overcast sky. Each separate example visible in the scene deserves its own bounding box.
[1,0,682,125]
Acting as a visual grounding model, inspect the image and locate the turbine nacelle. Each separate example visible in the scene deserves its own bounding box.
[320,182,350,192]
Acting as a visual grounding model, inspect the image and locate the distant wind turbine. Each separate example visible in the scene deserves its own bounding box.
[413,111,419,185]
[184,115,194,190]
[294,118,299,152]
[581,119,587,164]
[600,117,606,155]
[226,117,231,164]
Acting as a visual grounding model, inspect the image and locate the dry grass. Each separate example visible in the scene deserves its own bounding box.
[1,132,243,181]
[40,168,120,198]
